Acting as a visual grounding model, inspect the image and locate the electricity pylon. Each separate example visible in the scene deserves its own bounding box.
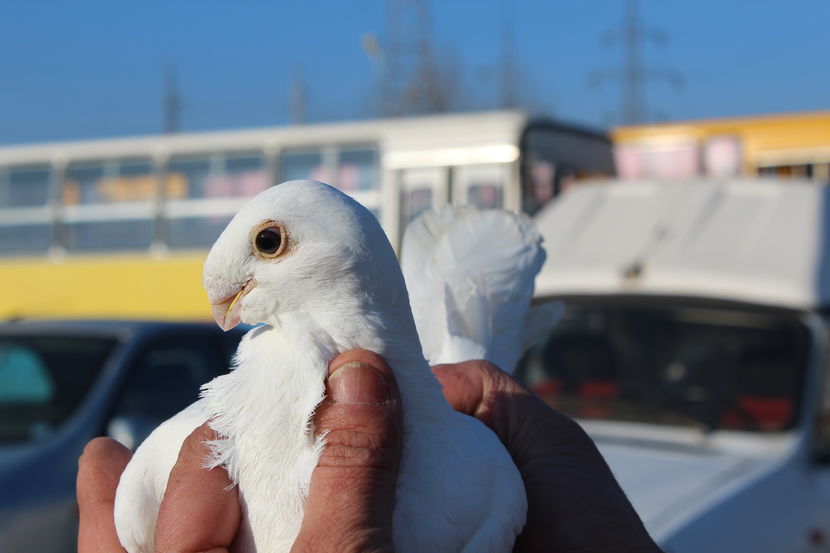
[590,0,681,124]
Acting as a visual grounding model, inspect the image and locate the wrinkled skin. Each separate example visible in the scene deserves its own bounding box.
[77,351,661,553]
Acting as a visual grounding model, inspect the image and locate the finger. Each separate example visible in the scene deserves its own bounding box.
[431,360,491,417]
[432,360,582,459]
[77,437,132,553]
[154,423,241,553]
[432,359,531,442]
[433,362,657,553]
[291,349,402,553]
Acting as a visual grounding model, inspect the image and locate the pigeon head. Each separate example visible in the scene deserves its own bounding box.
[202,180,405,331]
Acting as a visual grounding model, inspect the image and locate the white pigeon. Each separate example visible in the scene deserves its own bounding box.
[114,180,526,553]
[401,205,563,372]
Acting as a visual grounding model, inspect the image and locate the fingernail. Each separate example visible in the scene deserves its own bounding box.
[328,361,389,404]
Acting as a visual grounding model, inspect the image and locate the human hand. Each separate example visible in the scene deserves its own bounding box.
[77,352,659,553]
[432,360,662,553]
[77,349,402,553]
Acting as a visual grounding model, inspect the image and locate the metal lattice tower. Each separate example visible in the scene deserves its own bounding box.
[591,0,681,124]
[383,0,433,115]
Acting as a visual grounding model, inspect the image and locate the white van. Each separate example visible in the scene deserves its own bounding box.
[520,179,830,553]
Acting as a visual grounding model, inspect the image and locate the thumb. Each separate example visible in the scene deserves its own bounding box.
[291,350,402,553]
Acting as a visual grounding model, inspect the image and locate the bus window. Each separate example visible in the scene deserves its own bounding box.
[281,146,380,192]
[399,167,447,228]
[704,136,742,178]
[224,155,269,196]
[64,159,155,252]
[402,189,433,222]
[758,164,816,180]
[280,150,331,184]
[614,142,700,181]
[281,146,382,219]
[337,148,378,191]
[167,153,268,200]
[527,159,556,210]
[521,123,615,215]
[65,159,154,205]
[167,157,210,199]
[166,152,268,249]
[66,220,154,251]
[0,166,53,254]
[0,224,51,254]
[2,166,51,208]
[167,215,234,249]
[455,164,507,210]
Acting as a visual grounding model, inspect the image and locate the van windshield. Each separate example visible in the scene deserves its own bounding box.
[0,335,116,444]
[516,300,808,433]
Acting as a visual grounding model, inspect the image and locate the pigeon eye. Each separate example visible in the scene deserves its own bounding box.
[256,229,281,253]
[251,221,287,259]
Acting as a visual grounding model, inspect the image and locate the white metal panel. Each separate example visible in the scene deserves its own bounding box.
[596,441,774,537]
[534,179,830,310]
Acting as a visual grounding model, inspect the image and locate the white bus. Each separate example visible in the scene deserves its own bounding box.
[0,110,613,320]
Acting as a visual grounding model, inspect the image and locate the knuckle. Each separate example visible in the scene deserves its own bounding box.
[320,427,396,469]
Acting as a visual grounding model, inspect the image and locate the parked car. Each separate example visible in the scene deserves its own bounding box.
[0,320,245,553]
[519,179,830,553]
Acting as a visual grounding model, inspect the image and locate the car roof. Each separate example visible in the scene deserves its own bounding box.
[534,179,830,311]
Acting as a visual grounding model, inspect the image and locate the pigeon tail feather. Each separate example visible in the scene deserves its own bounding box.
[401,206,562,373]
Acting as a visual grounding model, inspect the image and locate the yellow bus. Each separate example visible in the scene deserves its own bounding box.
[613,110,830,182]
[0,110,613,321]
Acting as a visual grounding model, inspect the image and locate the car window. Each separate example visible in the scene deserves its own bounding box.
[0,335,116,444]
[516,301,808,433]
[112,336,225,424]
[0,345,53,402]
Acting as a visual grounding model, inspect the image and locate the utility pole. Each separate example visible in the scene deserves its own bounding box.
[163,65,182,134]
[290,69,308,124]
[590,0,681,125]
[361,32,385,115]
[499,17,517,109]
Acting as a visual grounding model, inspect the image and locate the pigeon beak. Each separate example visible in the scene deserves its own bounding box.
[211,279,256,331]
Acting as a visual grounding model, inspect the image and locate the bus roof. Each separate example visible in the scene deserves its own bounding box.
[612,110,830,169]
[534,179,830,311]
[0,110,528,165]
[613,109,830,141]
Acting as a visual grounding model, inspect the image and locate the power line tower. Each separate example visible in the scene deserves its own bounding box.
[382,0,431,115]
[372,0,458,116]
[590,0,681,125]
[163,65,182,134]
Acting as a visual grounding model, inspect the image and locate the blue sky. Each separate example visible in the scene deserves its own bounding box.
[1,0,828,145]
